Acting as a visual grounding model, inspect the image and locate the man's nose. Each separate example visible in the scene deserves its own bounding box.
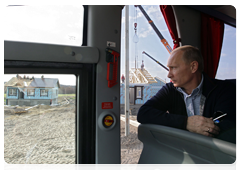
[167,71,172,78]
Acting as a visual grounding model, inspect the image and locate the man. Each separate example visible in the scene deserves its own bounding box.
[137,45,236,143]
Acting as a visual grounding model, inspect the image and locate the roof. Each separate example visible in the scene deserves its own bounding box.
[29,78,60,88]
[129,68,157,84]
[154,77,166,84]
[4,77,60,88]
[4,77,32,87]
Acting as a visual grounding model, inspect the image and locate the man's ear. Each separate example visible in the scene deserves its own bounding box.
[190,61,198,73]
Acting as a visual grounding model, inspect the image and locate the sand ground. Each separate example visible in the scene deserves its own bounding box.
[4,97,142,164]
[120,104,143,164]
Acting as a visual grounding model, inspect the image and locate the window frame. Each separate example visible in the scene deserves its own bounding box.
[27,89,35,96]
[135,86,143,100]
[4,60,96,164]
[40,89,48,97]
[8,88,17,96]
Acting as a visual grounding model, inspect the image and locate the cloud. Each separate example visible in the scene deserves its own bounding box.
[224,26,231,32]
[122,16,134,24]
[145,65,169,80]
[146,6,159,15]
[137,11,143,18]
[223,24,236,39]
[139,25,153,38]
[216,68,236,79]
[134,5,160,20]
[138,25,167,38]
[145,5,163,21]
[159,29,168,32]
[216,60,236,79]
[134,5,164,39]
[221,53,227,57]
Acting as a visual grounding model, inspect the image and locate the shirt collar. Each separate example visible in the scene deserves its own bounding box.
[177,74,204,97]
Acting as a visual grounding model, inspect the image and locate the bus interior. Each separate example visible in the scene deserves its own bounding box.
[3,4,236,166]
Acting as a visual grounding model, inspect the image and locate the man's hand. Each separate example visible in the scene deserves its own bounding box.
[186,115,220,137]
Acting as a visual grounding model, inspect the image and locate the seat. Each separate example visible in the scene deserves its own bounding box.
[138,124,236,164]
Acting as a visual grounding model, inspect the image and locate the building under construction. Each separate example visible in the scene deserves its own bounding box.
[120,67,166,105]
[121,5,170,105]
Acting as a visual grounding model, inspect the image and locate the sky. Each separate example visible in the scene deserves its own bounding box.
[120,5,236,82]
[3,5,83,85]
[3,5,237,85]
[121,5,173,82]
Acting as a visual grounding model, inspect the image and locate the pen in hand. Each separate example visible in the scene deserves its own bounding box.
[213,113,227,124]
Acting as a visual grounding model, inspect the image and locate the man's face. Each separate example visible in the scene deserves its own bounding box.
[167,50,194,89]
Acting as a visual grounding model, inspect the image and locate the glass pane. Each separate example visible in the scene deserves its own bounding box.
[120,5,170,164]
[136,87,142,98]
[216,24,236,79]
[3,5,84,46]
[4,74,76,164]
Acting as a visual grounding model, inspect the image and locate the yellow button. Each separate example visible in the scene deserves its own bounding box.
[103,115,114,127]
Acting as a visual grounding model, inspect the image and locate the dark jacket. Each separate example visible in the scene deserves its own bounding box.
[137,73,236,134]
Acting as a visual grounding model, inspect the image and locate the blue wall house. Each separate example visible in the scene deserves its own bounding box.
[5,75,60,106]
[120,77,166,105]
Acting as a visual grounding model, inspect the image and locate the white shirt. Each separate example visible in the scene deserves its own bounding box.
[177,75,204,117]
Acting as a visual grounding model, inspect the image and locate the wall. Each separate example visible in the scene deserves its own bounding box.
[6,87,59,100]
[26,88,59,100]
[120,78,166,105]
[6,87,19,99]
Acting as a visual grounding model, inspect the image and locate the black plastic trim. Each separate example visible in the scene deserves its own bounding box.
[82,5,88,46]
[4,61,96,164]
[187,5,236,27]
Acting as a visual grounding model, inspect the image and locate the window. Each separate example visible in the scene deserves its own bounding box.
[120,5,172,164]
[27,89,35,96]
[4,5,84,46]
[40,89,48,97]
[4,74,77,164]
[8,88,17,96]
[135,86,143,99]
[216,24,236,80]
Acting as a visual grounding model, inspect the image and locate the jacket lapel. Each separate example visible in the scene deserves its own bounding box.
[201,72,217,117]
[202,72,216,98]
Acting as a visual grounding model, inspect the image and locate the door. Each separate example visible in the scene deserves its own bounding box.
[129,87,135,105]
[19,91,24,99]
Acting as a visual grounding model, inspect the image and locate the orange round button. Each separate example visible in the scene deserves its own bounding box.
[103,115,114,127]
